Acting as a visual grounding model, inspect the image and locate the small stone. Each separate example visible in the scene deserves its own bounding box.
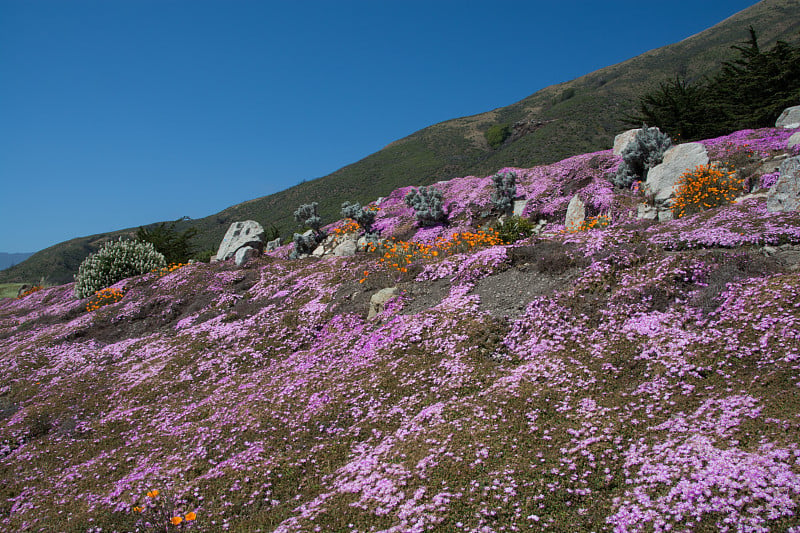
[564,194,586,230]
[368,287,399,320]
[333,240,357,257]
[637,204,658,220]
[513,199,529,217]
[788,131,800,149]
[266,238,281,252]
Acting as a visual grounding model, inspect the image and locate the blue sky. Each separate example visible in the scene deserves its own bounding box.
[0,0,758,253]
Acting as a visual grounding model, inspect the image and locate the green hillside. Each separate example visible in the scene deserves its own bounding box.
[3,0,799,285]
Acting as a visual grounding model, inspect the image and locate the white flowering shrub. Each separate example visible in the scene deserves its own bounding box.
[74,238,166,298]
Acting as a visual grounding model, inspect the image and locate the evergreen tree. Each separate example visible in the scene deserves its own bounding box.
[136,217,197,264]
[630,27,800,141]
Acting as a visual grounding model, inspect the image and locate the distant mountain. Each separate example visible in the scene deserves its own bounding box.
[3,0,799,285]
[0,253,33,271]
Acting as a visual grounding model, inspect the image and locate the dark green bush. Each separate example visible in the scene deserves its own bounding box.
[485,124,512,149]
[136,218,197,264]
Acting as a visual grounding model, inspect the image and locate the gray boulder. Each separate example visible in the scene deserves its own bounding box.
[333,239,357,257]
[775,105,800,129]
[613,128,641,156]
[564,194,585,230]
[512,199,528,217]
[788,131,800,149]
[644,143,709,203]
[234,246,259,267]
[637,204,658,220]
[368,287,399,320]
[216,221,266,262]
[266,237,281,252]
[767,156,800,212]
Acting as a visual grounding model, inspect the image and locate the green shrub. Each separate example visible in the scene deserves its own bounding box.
[493,215,537,244]
[485,123,511,149]
[613,125,672,189]
[405,186,446,227]
[491,171,517,215]
[74,239,166,299]
[193,249,215,263]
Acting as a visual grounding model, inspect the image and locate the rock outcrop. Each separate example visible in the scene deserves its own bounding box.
[216,221,266,262]
[767,156,800,212]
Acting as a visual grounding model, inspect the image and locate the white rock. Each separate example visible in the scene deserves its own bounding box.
[333,239,357,257]
[564,194,586,230]
[788,131,800,149]
[216,221,266,262]
[767,156,800,212]
[644,143,709,203]
[368,287,399,320]
[613,129,641,156]
[775,105,800,128]
[234,246,258,267]
[513,199,528,217]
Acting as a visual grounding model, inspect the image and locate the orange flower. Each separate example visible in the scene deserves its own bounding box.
[147,489,159,498]
[185,511,197,521]
[133,506,144,512]
[171,516,183,525]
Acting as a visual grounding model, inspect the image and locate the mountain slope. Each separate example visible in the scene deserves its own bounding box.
[2,126,800,531]
[3,0,799,285]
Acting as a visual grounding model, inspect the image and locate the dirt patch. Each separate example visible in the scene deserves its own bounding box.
[473,265,583,318]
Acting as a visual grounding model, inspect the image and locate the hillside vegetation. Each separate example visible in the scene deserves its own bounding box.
[3,0,799,286]
[1,125,800,531]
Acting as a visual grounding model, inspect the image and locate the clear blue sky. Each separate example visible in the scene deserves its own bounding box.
[0,0,758,253]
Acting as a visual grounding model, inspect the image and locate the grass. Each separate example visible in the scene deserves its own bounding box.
[0,283,24,299]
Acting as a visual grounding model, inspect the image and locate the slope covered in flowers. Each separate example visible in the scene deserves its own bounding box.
[1,127,800,532]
